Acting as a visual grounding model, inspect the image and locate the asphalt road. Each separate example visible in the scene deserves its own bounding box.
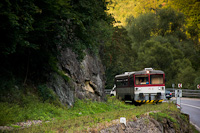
[179,98,200,131]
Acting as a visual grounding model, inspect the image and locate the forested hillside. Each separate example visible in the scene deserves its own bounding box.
[0,0,115,103]
[0,0,200,104]
[0,0,113,80]
[1,0,200,130]
[105,0,200,89]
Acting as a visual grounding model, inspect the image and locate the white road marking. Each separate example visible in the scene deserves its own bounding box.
[181,103,200,110]
[190,121,200,132]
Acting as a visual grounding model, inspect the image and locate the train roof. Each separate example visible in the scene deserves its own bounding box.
[115,68,164,78]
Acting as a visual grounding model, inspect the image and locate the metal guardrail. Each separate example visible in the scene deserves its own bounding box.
[104,88,200,98]
[104,89,111,94]
[166,88,200,98]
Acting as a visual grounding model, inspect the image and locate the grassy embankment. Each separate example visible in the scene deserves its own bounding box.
[0,96,199,132]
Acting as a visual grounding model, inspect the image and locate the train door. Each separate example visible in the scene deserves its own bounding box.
[115,77,129,100]
[129,75,134,100]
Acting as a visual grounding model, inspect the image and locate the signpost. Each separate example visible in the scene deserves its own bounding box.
[172,83,175,97]
[175,83,182,109]
[175,89,182,109]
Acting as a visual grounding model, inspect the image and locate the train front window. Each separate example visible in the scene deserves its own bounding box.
[135,75,149,85]
[150,75,164,84]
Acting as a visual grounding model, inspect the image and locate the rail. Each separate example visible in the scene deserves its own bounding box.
[104,89,111,94]
[166,88,200,98]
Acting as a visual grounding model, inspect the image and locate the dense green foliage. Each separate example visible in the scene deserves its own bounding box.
[0,0,114,97]
[107,0,200,45]
[1,0,199,92]
[1,1,200,132]
[107,0,168,26]
[126,8,200,88]
[101,27,135,88]
[169,0,200,46]
[105,1,200,89]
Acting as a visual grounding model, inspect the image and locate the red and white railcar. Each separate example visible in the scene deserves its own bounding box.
[115,68,165,104]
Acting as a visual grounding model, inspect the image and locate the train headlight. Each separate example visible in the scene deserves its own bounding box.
[135,88,141,91]
[158,87,161,90]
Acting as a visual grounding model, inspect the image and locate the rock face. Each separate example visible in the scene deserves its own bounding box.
[100,117,165,133]
[100,116,189,133]
[48,48,105,106]
[100,113,192,133]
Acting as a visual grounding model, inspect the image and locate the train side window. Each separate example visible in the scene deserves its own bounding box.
[116,78,129,87]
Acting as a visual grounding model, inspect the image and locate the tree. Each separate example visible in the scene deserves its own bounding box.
[107,0,167,26]
[101,26,135,89]
[0,0,114,86]
[126,8,199,88]
[169,0,200,46]
[126,13,157,45]
[177,66,197,89]
[156,8,185,38]
[137,39,173,71]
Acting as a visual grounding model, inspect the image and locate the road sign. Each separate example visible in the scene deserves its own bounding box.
[175,89,182,97]
[172,84,175,88]
[178,83,182,88]
[197,84,200,89]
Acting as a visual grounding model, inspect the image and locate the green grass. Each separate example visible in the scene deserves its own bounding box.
[149,112,177,123]
[18,102,179,132]
[0,96,133,126]
[0,101,63,126]
[0,96,195,132]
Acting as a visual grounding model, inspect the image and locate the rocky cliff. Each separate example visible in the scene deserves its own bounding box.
[48,48,105,106]
[100,113,193,133]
